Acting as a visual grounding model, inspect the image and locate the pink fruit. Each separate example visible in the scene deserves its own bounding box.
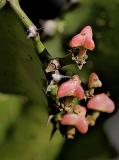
[69,26,95,50]
[87,93,115,113]
[61,113,88,134]
[57,75,85,100]
[61,113,79,126]
[76,116,88,134]
[74,105,87,116]
[88,72,102,88]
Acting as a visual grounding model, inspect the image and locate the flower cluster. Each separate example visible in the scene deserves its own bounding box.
[45,26,115,139]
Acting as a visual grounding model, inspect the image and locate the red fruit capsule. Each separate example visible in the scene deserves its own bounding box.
[61,113,88,134]
[88,72,102,88]
[87,93,115,113]
[75,116,88,134]
[61,113,79,126]
[74,105,87,116]
[69,25,95,50]
[57,75,85,100]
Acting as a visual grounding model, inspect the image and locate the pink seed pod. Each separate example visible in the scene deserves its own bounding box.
[61,113,88,134]
[57,75,85,100]
[69,26,95,50]
[88,72,102,88]
[87,93,115,113]
[74,105,86,116]
[61,113,79,126]
[75,116,88,134]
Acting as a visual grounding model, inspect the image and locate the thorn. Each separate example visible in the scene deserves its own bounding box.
[47,115,54,125]
[27,26,38,38]
[49,125,57,140]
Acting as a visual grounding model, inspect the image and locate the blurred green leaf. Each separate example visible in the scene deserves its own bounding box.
[0,93,23,143]
[0,5,64,160]
[0,5,46,102]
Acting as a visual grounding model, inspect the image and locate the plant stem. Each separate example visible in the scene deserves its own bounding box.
[34,36,45,54]
[6,0,76,67]
[7,0,45,53]
[87,111,100,126]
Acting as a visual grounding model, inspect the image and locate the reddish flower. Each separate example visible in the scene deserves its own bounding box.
[61,113,88,134]
[57,75,85,100]
[88,72,102,88]
[69,25,95,50]
[87,93,115,113]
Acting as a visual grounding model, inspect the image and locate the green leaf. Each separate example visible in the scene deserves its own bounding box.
[0,5,64,160]
[0,93,23,143]
[0,5,46,103]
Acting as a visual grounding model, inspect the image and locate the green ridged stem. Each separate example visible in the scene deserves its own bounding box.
[7,0,45,53]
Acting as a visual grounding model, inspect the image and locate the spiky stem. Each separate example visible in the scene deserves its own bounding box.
[7,0,45,53]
